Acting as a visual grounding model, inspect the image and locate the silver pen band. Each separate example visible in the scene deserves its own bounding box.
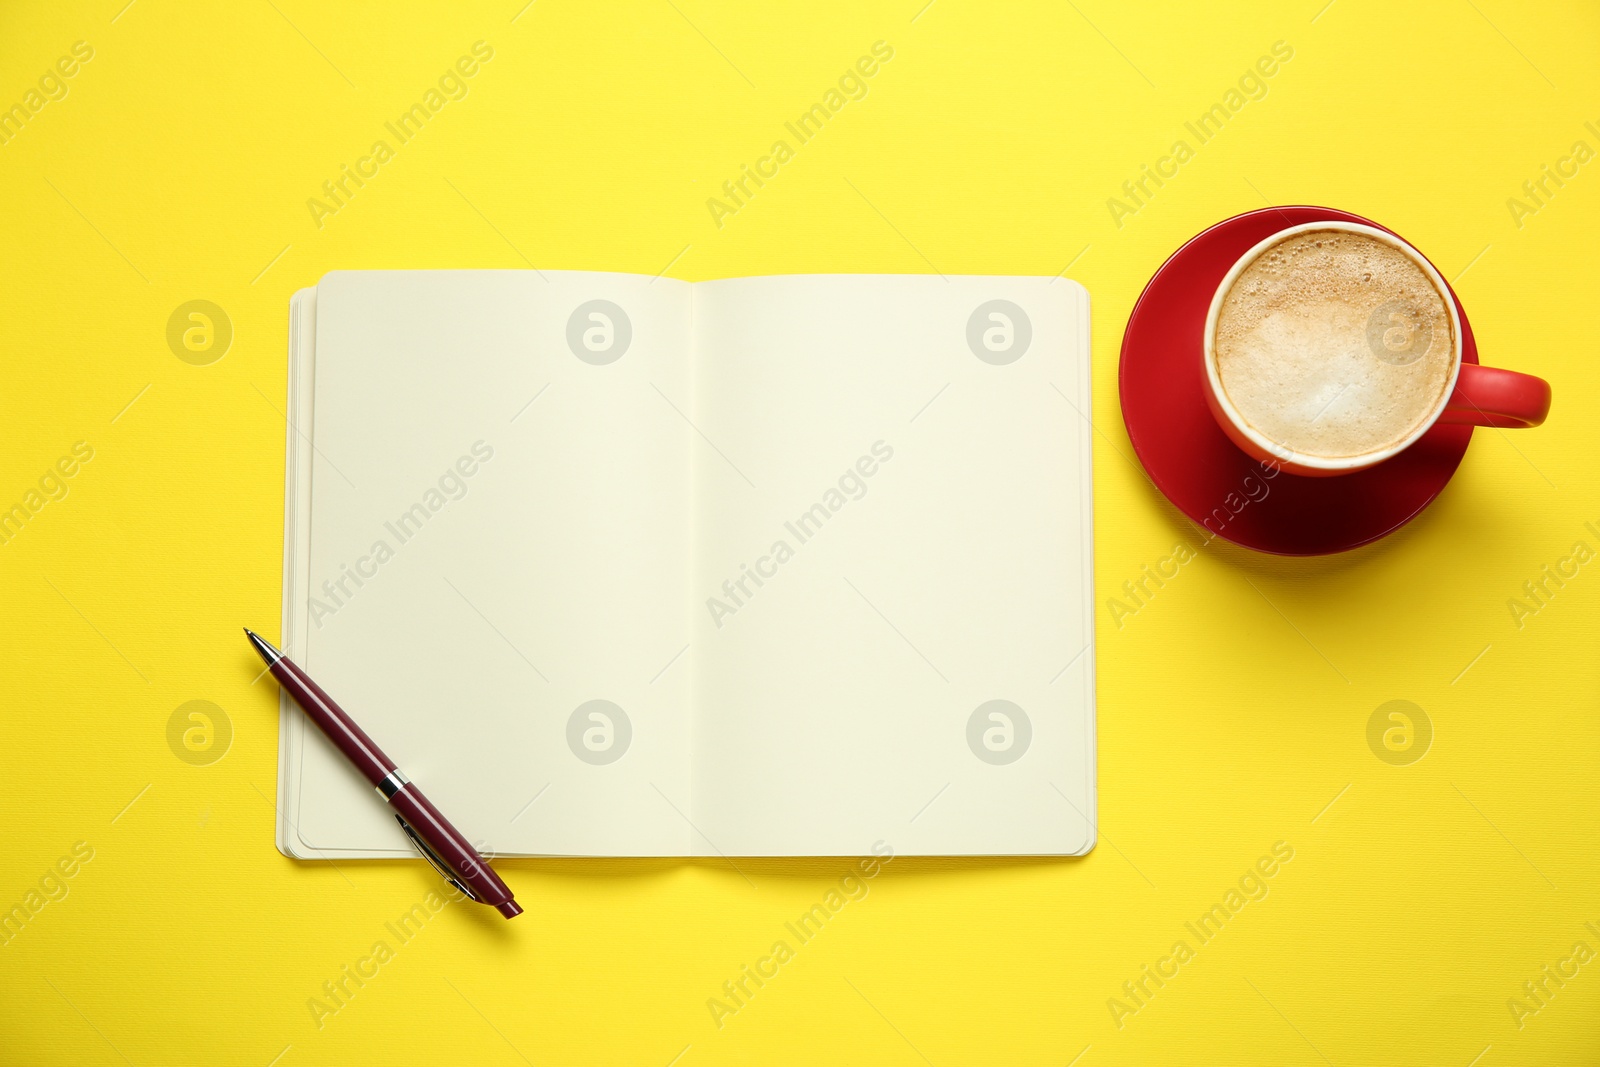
[376,769,410,800]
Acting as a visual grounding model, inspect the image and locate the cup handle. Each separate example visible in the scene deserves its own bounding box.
[1436,363,1552,428]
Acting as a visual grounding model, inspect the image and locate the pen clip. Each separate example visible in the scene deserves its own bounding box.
[394,814,481,902]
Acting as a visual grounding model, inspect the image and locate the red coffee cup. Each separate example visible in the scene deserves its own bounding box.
[1201,221,1551,476]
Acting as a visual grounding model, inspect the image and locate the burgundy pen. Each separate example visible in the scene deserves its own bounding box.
[245,629,522,918]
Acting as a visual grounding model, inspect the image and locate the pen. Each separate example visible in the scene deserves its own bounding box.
[244,628,522,919]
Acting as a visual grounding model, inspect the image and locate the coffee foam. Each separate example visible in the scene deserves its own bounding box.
[1214,230,1455,461]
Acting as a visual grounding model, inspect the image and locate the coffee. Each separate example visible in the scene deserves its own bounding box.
[1213,229,1455,461]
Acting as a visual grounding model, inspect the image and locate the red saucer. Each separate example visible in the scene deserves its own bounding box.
[1118,206,1477,556]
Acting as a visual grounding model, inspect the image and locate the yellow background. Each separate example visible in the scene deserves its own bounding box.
[3,0,1598,1062]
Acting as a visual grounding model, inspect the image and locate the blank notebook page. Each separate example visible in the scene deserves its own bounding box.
[277,271,1094,858]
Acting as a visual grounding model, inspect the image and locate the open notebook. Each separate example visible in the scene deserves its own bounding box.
[277,271,1095,858]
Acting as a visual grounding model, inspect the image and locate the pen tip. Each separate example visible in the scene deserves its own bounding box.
[244,628,283,667]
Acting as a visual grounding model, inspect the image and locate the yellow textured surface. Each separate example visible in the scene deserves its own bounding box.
[2,1,1597,1063]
